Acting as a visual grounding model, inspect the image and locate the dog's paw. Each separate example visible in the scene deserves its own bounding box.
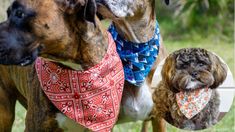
[56,0,85,14]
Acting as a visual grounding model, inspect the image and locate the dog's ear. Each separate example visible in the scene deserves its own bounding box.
[161,54,175,88]
[55,0,86,14]
[83,0,97,25]
[164,0,170,5]
[208,52,227,88]
[56,0,96,25]
[97,12,104,21]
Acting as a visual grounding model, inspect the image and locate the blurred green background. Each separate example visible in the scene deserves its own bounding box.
[0,0,234,131]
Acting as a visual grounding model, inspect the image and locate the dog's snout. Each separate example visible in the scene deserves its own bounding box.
[0,46,7,54]
[0,20,39,66]
[191,71,198,78]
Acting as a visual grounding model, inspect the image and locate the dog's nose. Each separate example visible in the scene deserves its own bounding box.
[191,71,198,78]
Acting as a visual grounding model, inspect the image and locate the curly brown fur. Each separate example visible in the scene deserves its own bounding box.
[152,48,227,130]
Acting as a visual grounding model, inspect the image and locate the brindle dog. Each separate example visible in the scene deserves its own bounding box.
[97,0,169,131]
[0,0,111,131]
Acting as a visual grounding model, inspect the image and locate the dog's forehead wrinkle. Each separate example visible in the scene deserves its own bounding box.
[178,49,209,62]
[102,0,137,17]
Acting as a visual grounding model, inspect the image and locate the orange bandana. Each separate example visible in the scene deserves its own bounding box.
[35,33,124,131]
[176,88,212,119]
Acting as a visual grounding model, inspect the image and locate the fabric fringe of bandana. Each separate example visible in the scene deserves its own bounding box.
[108,21,160,86]
[35,33,124,132]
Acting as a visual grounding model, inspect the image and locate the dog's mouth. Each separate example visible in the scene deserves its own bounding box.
[0,52,38,66]
[19,55,36,66]
[18,42,41,66]
[185,80,208,91]
[0,47,39,66]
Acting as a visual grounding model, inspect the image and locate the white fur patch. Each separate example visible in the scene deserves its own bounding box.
[102,0,136,17]
[186,81,199,90]
[122,81,153,121]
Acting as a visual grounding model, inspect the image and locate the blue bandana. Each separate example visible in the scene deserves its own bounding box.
[108,22,160,86]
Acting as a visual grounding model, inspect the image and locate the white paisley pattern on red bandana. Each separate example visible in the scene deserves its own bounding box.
[35,33,124,132]
[176,88,212,119]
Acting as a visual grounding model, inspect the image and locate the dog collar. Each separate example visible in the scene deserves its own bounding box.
[176,88,213,119]
[108,22,160,86]
[35,33,124,131]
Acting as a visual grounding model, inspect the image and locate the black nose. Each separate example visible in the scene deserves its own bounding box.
[191,71,198,78]
[165,0,170,5]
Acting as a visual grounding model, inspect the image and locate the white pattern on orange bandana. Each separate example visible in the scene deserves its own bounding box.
[35,33,124,132]
[176,88,212,119]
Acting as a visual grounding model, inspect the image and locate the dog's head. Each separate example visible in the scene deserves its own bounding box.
[96,0,170,19]
[162,48,227,92]
[0,0,96,66]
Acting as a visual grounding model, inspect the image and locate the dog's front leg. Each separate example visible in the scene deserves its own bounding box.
[25,75,63,132]
[25,94,63,132]
[152,118,166,132]
[141,121,149,132]
[25,95,63,132]
[0,86,16,132]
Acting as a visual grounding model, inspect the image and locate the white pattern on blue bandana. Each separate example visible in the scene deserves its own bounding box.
[108,21,161,86]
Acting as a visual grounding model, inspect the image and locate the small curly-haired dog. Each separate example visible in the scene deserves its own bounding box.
[151,48,227,130]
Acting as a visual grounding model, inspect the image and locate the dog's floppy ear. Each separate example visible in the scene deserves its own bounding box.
[208,52,227,88]
[164,0,170,5]
[161,54,175,88]
[83,0,97,25]
[55,0,85,14]
[55,0,96,25]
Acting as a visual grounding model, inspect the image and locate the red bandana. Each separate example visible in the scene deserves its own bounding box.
[35,33,124,132]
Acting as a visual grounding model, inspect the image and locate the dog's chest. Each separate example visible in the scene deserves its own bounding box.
[120,81,153,121]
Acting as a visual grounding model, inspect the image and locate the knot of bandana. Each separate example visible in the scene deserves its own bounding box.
[108,22,160,86]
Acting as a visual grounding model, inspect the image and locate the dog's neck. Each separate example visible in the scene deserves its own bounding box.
[74,17,108,70]
[41,16,108,70]
[113,0,156,43]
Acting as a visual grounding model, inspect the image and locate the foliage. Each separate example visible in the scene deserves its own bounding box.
[175,0,233,27]
[156,0,234,42]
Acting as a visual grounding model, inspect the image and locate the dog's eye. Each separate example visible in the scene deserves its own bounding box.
[183,65,188,68]
[198,62,205,67]
[15,10,25,19]
[180,64,188,69]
